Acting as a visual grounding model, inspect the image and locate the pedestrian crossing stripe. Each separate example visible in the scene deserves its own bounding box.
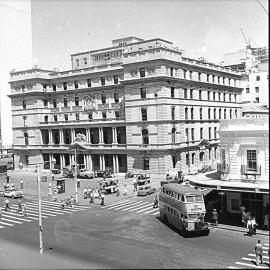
[102,199,160,216]
[235,261,268,269]
[0,198,89,230]
[242,257,269,264]
[248,254,270,261]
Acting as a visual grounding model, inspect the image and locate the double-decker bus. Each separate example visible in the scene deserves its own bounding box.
[159,183,209,237]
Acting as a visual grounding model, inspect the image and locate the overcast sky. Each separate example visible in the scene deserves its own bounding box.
[32,0,269,70]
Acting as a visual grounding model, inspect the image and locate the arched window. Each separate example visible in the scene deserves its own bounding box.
[172,128,176,143]
[142,129,149,145]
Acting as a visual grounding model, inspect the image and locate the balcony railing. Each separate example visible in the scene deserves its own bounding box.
[217,163,230,173]
[98,103,110,110]
[241,165,261,175]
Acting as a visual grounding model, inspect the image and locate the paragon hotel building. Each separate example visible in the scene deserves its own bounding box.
[9,36,242,176]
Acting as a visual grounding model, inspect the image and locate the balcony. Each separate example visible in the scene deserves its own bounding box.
[98,103,110,110]
[241,165,261,176]
[217,163,230,173]
[111,103,121,109]
[72,106,82,111]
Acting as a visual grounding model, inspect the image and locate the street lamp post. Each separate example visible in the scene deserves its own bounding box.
[19,159,56,255]
[74,148,78,203]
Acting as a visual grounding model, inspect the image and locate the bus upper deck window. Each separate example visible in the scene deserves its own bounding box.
[186,196,195,202]
[195,195,203,202]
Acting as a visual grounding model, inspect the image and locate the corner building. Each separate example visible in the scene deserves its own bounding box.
[9,37,243,177]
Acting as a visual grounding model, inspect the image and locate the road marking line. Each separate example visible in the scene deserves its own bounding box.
[262,247,268,250]
[8,206,42,219]
[0,221,14,226]
[18,208,49,218]
[136,206,154,213]
[40,200,83,210]
[235,262,268,268]
[152,212,159,215]
[145,208,160,214]
[128,202,153,212]
[227,266,239,269]
[0,226,4,229]
[1,218,22,224]
[24,206,58,216]
[26,202,65,214]
[120,201,149,211]
[31,202,77,213]
[110,201,139,210]
[102,199,130,208]
[107,201,136,209]
[264,243,269,246]
[2,213,32,222]
[248,254,269,260]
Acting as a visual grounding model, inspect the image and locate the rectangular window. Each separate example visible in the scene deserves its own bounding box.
[209,148,211,159]
[143,157,150,170]
[255,97,259,103]
[87,79,91,87]
[235,109,237,118]
[43,84,47,91]
[185,128,189,142]
[76,59,79,67]
[141,108,147,121]
[218,76,220,84]
[183,70,187,79]
[53,99,57,108]
[44,115,48,123]
[207,74,209,82]
[140,68,145,78]
[191,107,194,120]
[64,98,68,107]
[54,115,58,122]
[256,75,260,81]
[218,92,221,101]
[185,107,188,120]
[88,112,93,120]
[75,113,80,121]
[213,108,216,119]
[223,93,226,102]
[207,91,210,100]
[186,153,190,166]
[23,100,26,109]
[200,127,203,139]
[23,116,27,126]
[115,110,120,118]
[184,88,187,99]
[192,153,195,165]
[214,127,217,139]
[75,96,79,106]
[219,109,222,119]
[63,82,67,90]
[229,94,231,102]
[53,84,56,91]
[171,87,175,98]
[100,77,106,86]
[191,128,194,141]
[224,109,226,119]
[199,90,202,100]
[213,92,216,101]
[208,108,211,119]
[198,72,201,81]
[200,107,202,120]
[230,109,232,119]
[190,89,193,99]
[64,114,68,121]
[234,94,237,103]
[255,87,259,93]
[140,88,146,99]
[246,87,250,93]
[189,71,192,80]
[74,80,78,89]
[113,75,119,84]
[114,93,119,103]
[171,107,175,120]
[101,94,106,104]
[208,127,211,139]
[102,111,107,119]
[247,150,257,170]
[24,132,29,145]
[83,57,87,65]
[170,67,174,77]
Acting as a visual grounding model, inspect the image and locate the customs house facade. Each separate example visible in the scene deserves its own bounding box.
[9,36,243,176]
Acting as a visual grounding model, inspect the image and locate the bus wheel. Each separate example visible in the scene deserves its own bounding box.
[163,215,168,224]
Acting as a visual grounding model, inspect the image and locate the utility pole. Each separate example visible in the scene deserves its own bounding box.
[74,148,78,203]
[37,165,43,254]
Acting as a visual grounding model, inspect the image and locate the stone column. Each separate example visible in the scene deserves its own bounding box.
[83,155,86,167]
[102,154,105,170]
[112,127,117,144]
[113,155,116,172]
[115,155,119,172]
[59,129,63,144]
[59,154,63,169]
[99,155,103,170]
[49,130,53,144]
[71,128,75,142]
[99,128,104,144]
[69,155,72,166]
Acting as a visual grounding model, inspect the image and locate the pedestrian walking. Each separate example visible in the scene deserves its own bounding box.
[76,178,80,188]
[133,178,137,192]
[4,199,10,211]
[87,187,91,198]
[22,203,28,216]
[100,192,105,206]
[89,191,94,204]
[20,179,23,189]
[255,240,264,266]
[6,182,10,189]
[212,209,218,226]
[16,199,22,212]
[153,195,158,208]
[251,216,258,235]
[10,182,15,188]
[123,185,127,196]
[60,198,65,209]
[247,217,253,236]
[115,186,120,197]
[3,182,7,190]
[83,187,87,199]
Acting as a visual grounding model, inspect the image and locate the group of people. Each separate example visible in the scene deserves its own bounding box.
[3,181,16,190]
[82,187,106,205]
[60,196,76,209]
[0,199,28,219]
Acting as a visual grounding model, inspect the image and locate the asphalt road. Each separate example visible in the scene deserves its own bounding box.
[0,190,269,269]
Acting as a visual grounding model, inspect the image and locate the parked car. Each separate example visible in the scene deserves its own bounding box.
[79,169,95,179]
[137,185,156,196]
[1,188,23,198]
[96,169,115,178]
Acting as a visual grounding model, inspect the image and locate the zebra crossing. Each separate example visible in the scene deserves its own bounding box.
[227,243,269,269]
[0,196,90,230]
[102,199,160,216]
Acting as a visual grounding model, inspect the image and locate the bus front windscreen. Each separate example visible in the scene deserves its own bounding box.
[185,196,195,202]
[195,195,203,202]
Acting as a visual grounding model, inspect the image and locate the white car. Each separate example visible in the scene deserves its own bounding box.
[2,188,24,198]
[79,169,95,179]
